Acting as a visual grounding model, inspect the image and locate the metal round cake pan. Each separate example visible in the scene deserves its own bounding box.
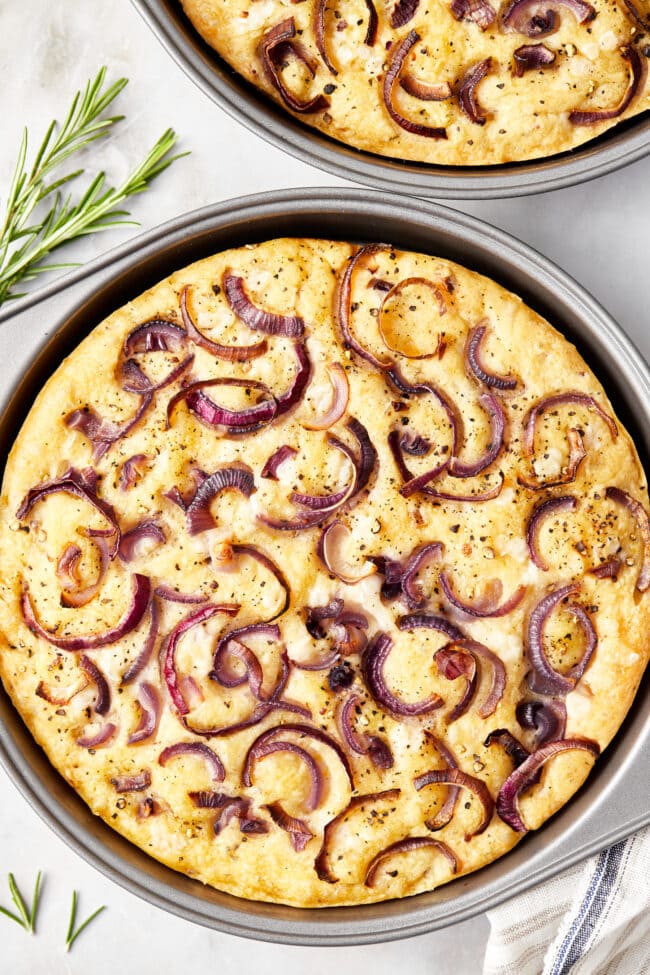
[130,0,650,200]
[0,188,648,946]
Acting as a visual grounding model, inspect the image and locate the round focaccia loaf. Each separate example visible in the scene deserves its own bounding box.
[179,0,650,166]
[0,238,648,907]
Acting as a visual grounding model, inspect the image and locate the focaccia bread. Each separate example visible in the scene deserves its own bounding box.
[179,0,650,166]
[0,238,648,907]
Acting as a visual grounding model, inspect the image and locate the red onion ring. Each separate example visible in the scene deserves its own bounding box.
[317,520,376,583]
[314,0,378,75]
[163,603,239,716]
[439,570,526,618]
[242,723,353,790]
[122,600,159,685]
[516,698,566,745]
[124,319,187,355]
[119,454,149,492]
[59,533,111,608]
[17,467,120,558]
[36,674,89,706]
[315,789,401,883]
[415,768,494,839]
[111,770,152,793]
[399,75,452,101]
[386,363,460,455]
[364,835,457,887]
[383,31,448,139]
[513,42,556,75]
[260,18,330,115]
[448,391,505,478]
[391,0,420,26]
[265,802,313,851]
[519,427,586,490]
[458,59,492,125]
[224,268,306,337]
[76,721,117,749]
[484,728,530,766]
[227,544,291,621]
[377,277,449,359]
[128,682,161,745]
[22,573,151,652]
[496,737,600,832]
[184,467,255,536]
[211,622,281,698]
[246,741,324,811]
[261,445,297,480]
[434,646,477,722]
[523,392,618,457]
[401,541,444,608]
[465,324,518,390]
[501,0,595,34]
[621,0,650,28]
[450,0,497,28]
[275,341,312,419]
[588,557,622,581]
[118,520,166,562]
[159,741,226,782]
[422,732,461,830]
[362,631,444,717]
[398,612,465,642]
[337,693,394,770]
[303,363,350,430]
[167,377,277,434]
[180,285,268,361]
[526,583,597,695]
[154,586,208,605]
[305,597,344,638]
[79,654,111,716]
[336,244,394,370]
[526,495,577,570]
[605,486,650,591]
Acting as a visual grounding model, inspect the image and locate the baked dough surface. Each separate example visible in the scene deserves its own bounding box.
[179,0,650,165]
[0,238,647,907]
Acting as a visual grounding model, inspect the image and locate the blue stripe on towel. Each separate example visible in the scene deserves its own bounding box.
[550,840,627,975]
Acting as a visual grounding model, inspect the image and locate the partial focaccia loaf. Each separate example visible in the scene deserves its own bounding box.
[0,237,648,907]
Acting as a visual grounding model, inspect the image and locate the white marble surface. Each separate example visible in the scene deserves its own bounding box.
[1,2,649,972]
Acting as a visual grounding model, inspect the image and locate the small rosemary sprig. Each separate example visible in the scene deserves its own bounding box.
[0,66,186,306]
[65,890,106,952]
[0,871,43,933]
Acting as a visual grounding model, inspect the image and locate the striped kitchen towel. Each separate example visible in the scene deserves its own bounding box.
[483,826,650,975]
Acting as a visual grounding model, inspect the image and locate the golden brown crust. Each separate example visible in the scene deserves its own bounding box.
[0,238,648,907]
[178,0,650,166]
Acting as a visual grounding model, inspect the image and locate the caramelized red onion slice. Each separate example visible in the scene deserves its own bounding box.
[265,801,313,851]
[260,18,330,115]
[305,597,344,638]
[303,363,350,430]
[224,268,306,338]
[17,467,120,558]
[378,277,449,359]
[589,557,622,580]
[621,0,650,28]
[261,444,297,480]
[79,655,111,716]
[159,741,226,782]
[180,285,268,361]
[450,0,496,28]
[242,723,353,790]
[400,75,452,101]
[362,631,443,717]
[59,533,111,609]
[423,472,505,503]
[64,399,148,461]
[211,622,281,697]
[519,428,586,490]
[36,674,89,706]
[315,789,401,883]
[122,600,159,685]
[401,432,431,456]
[57,544,83,587]
[383,31,448,139]
[167,377,277,433]
[124,319,187,355]
[111,770,152,793]
[128,682,161,745]
[391,0,420,26]
[314,0,378,76]
[336,244,394,370]
[163,603,239,716]
[247,741,324,811]
[605,486,650,591]
[572,44,642,125]
[387,363,460,455]
[401,541,444,608]
[465,324,518,390]
[337,693,394,770]
[435,646,477,722]
[517,698,566,744]
[422,733,460,830]
[439,570,526,618]
[458,59,492,125]
[77,722,116,748]
[118,520,166,562]
[22,573,151,652]
[448,391,505,478]
[398,612,464,641]
[154,585,208,605]
[514,43,556,76]
[496,737,600,832]
[365,835,457,886]
[526,584,597,695]
[415,768,494,839]
[120,454,149,492]
[184,467,255,536]
[484,728,530,766]
[228,544,291,621]
[524,392,618,456]
[501,0,595,34]
[317,520,376,583]
[526,495,577,570]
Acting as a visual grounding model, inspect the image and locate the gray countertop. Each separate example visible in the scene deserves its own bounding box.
[1,2,648,971]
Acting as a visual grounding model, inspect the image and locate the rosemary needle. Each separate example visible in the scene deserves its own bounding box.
[65,890,106,952]
[0,65,186,306]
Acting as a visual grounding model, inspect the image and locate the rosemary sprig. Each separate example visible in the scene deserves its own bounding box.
[0,871,42,933]
[0,66,186,306]
[65,890,106,952]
